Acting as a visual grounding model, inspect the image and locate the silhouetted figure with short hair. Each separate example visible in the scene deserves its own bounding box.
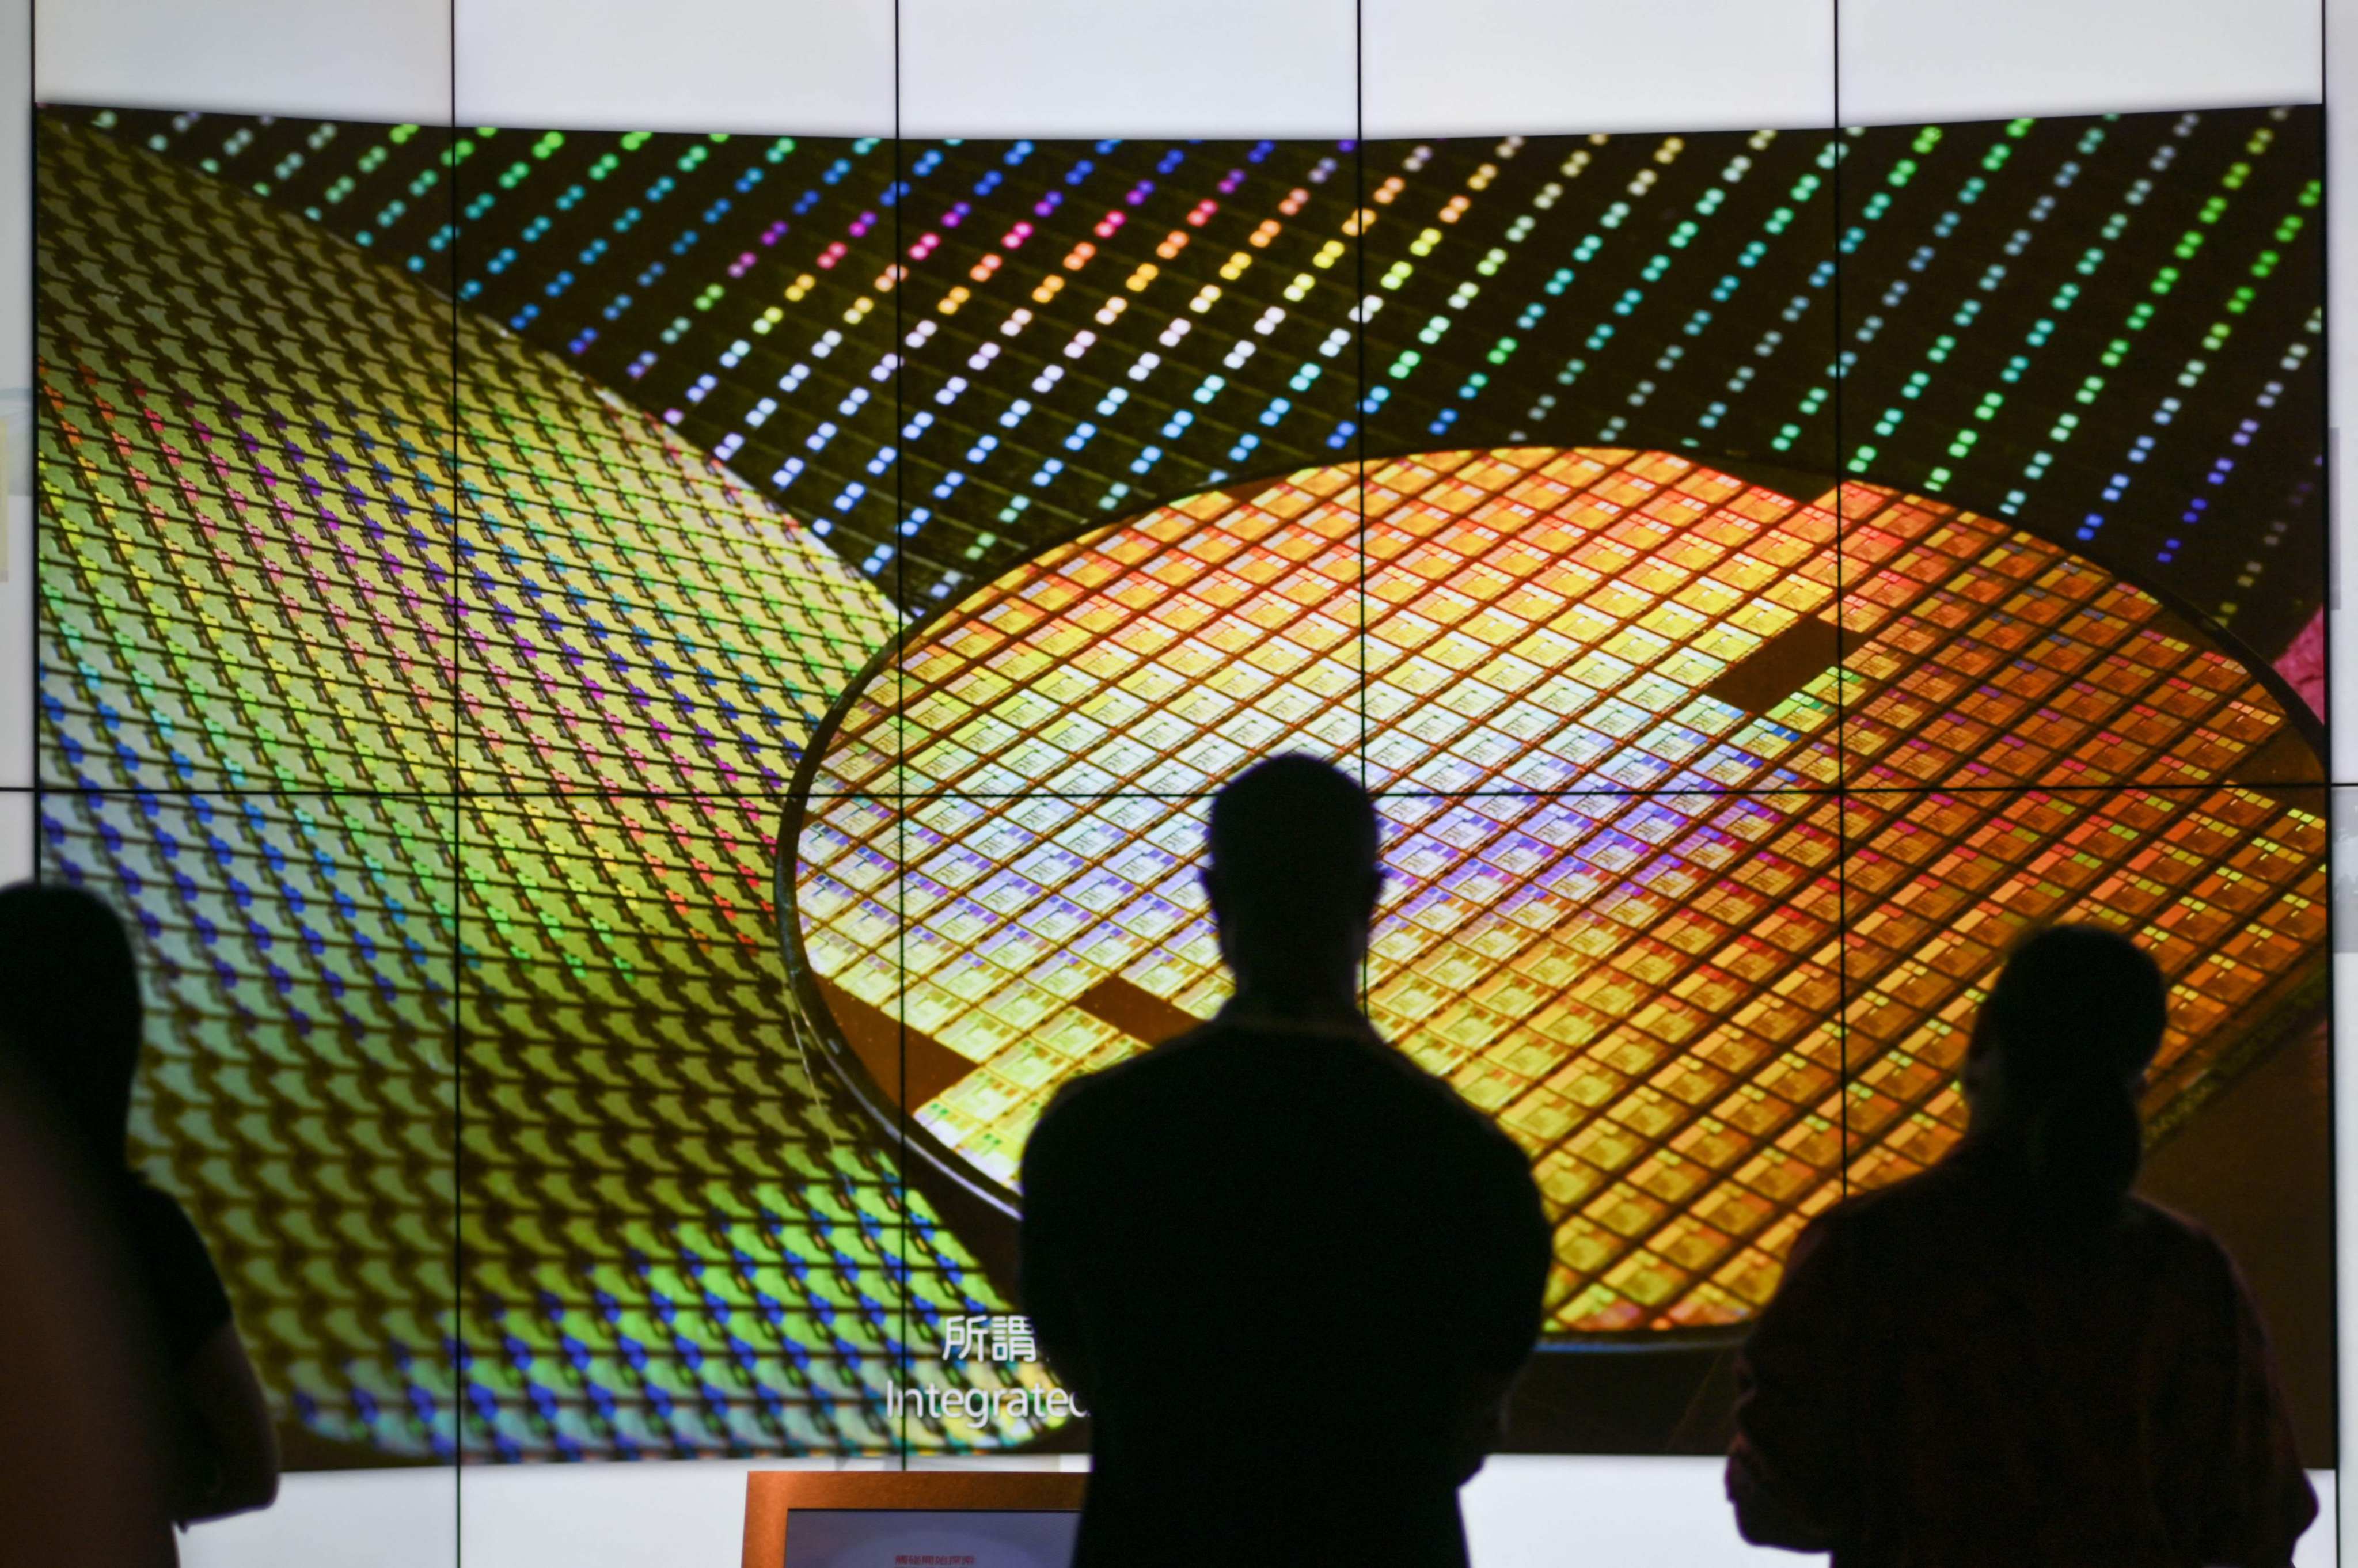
[0,883,279,1540]
[1727,924,2315,1567]
[1022,755,1551,1566]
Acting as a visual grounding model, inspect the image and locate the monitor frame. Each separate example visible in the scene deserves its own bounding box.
[742,1470,1091,1568]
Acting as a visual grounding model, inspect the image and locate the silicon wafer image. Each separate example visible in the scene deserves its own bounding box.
[783,447,2326,1334]
[37,116,1051,1461]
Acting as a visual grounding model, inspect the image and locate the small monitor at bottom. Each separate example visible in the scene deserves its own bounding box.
[784,1508,1080,1568]
[742,1470,1089,1568]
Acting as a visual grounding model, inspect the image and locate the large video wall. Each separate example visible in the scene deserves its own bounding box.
[32,99,2330,1466]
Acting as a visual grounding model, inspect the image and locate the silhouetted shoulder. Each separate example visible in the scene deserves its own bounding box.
[1030,1019,1512,1159]
[1024,1023,1225,1150]
[1795,1154,2242,1288]
[2116,1193,2249,1287]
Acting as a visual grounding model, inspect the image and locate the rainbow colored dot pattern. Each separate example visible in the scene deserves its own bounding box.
[63,109,2325,660]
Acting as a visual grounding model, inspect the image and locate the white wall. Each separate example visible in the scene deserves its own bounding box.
[177,1455,2338,1568]
[35,0,450,120]
[1364,0,1833,139]
[1839,0,2320,126]
[35,0,2332,138]
[455,0,891,135]
[2,0,29,798]
[2328,3,2358,776]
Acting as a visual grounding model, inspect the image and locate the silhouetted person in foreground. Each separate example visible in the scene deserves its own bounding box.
[1727,924,2315,1567]
[0,884,279,1543]
[0,1057,179,1565]
[1021,757,1551,1567]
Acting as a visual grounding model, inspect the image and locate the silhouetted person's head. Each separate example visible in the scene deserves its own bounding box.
[1203,756,1381,1011]
[1964,922,2166,1226]
[0,883,145,1165]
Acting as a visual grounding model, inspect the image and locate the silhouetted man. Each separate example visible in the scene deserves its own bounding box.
[1020,755,1551,1567]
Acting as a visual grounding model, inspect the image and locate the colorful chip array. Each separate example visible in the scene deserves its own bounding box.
[789,447,2326,1332]
[811,449,2310,804]
[37,789,461,1451]
[37,116,1042,1461]
[454,327,894,794]
[66,109,2326,662]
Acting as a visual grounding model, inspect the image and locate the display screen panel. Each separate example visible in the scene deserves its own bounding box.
[783,1510,1080,1568]
[33,96,2328,1466]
